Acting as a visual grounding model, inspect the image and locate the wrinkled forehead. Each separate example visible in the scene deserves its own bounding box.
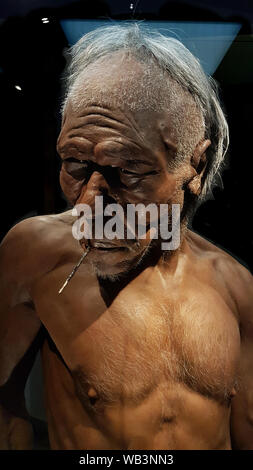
[65,51,172,116]
[61,52,204,161]
[59,99,178,168]
[60,91,180,166]
[61,54,181,152]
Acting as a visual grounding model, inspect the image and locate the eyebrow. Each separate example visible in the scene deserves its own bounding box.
[57,140,93,157]
[59,144,154,167]
[62,156,154,170]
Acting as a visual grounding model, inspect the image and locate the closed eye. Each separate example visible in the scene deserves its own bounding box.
[64,157,88,164]
[62,158,90,180]
[119,168,139,175]
[119,168,158,176]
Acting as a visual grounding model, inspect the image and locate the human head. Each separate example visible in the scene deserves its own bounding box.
[61,22,229,203]
[57,23,229,277]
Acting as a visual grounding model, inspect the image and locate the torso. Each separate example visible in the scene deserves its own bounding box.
[29,214,241,450]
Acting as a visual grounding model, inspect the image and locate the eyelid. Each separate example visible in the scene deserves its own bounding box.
[120,168,158,176]
[64,157,88,164]
[120,168,138,175]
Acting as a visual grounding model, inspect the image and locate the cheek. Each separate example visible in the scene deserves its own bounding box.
[59,167,84,205]
[117,174,179,205]
[149,173,178,203]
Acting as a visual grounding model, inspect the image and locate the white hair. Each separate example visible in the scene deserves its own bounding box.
[61,22,229,201]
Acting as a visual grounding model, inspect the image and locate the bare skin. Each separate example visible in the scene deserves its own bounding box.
[0,55,253,450]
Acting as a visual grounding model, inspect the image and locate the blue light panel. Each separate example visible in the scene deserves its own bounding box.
[60,19,241,75]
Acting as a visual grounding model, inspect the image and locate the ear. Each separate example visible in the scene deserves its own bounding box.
[187,139,211,196]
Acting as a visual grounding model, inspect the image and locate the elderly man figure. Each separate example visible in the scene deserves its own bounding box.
[0,24,252,450]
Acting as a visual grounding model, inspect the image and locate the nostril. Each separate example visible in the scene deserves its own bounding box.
[98,186,109,197]
[85,165,120,199]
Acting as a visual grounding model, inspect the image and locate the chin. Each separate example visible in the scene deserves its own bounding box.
[89,254,140,281]
[89,244,153,281]
[92,265,129,281]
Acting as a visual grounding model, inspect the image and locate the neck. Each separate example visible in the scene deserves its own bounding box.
[97,221,189,299]
[160,220,189,271]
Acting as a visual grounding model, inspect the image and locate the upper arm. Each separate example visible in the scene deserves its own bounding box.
[227,262,253,449]
[0,219,44,387]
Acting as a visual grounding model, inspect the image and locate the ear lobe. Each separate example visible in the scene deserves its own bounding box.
[187,155,208,196]
[191,139,211,171]
[195,152,207,176]
[187,176,201,196]
[187,139,211,196]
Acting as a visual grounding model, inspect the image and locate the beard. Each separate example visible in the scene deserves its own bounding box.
[87,237,157,282]
[77,201,181,281]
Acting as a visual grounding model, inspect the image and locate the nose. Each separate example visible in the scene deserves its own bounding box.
[76,170,111,211]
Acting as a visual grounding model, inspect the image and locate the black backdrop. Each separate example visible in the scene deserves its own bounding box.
[0,0,252,271]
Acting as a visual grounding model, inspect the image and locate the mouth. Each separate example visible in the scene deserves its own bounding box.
[92,242,128,252]
[82,239,133,252]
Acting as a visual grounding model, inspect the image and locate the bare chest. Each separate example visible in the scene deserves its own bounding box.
[64,286,240,409]
[33,261,241,411]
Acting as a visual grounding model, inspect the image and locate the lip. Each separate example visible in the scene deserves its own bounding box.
[89,240,129,251]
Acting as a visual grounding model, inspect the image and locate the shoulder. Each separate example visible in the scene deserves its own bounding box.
[186,228,251,273]
[186,229,253,324]
[0,211,75,285]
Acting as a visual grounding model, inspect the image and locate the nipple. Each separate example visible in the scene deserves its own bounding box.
[87,387,99,405]
[227,386,237,406]
[230,387,237,398]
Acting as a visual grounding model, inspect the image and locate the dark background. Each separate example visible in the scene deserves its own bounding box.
[0,0,252,271]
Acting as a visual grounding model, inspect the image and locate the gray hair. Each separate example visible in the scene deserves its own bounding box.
[61,22,229,201]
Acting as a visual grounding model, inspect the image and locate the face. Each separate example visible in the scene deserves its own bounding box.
[57,57,210,277]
